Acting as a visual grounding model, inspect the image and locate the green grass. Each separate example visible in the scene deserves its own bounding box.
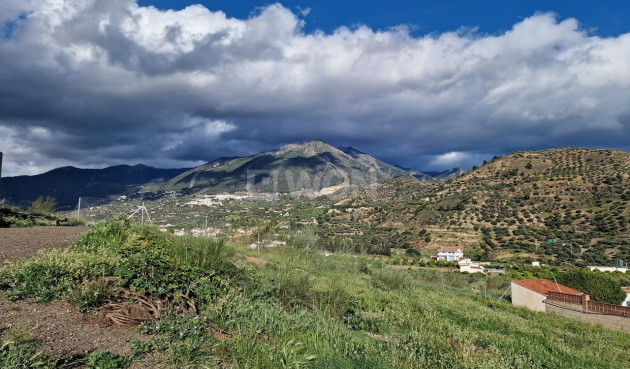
[1,220,629,368]
[0,327,54,369]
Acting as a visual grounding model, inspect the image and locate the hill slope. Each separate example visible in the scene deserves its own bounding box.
[318,148,630,266]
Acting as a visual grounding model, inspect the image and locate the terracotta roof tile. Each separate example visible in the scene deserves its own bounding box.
[438,247,461,252]
[512,279,581,296]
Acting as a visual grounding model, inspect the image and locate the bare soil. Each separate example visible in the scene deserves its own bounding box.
[0,298,170,368]
[0,299,142,357]
[0,226,171,367]
[0,226,87,265]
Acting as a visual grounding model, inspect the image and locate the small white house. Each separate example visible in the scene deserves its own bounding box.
[437,247,464,262]
[458,259,485,273]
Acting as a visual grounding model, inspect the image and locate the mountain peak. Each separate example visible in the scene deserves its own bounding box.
[337,146,366,158]
[273,140,336,157]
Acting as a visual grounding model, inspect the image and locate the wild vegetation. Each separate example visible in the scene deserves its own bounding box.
[1,219,629,368]
[0,205,83,228]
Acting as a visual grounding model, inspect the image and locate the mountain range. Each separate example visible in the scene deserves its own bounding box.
[0,165,189,210]
[0,141,463,209]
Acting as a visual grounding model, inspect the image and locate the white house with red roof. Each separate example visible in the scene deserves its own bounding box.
[436,247,463,262]
[511,279,582,312]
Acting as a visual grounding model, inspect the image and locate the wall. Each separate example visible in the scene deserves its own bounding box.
[545,292,630,332]
[587,266,627,273]
[511,282,546,312]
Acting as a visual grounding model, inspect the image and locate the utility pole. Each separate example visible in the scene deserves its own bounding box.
[205,215,208,229]
[141,201,145,224]
[257,233,261,255]
[77,197,81,219]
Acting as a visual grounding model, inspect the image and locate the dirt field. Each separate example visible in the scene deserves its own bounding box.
[0,226,87,265]
[0,298,170,368]
[0,226,171,367]
[0,299,143,357]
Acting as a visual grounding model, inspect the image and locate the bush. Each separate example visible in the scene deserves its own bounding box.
[1,219,231,310]
[171,236,235,273]
[557,269,626,304]
[28,197,57,216]
[0,251,119,301]
[405,249,421,256]
[372,269,414,289]
[70,279,114,313]
[84,350,132,369]
[276,269,313,308]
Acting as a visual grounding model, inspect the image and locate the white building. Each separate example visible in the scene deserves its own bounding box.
[588,266,628,273]
[457,259,485,273]
[437,247,464,262]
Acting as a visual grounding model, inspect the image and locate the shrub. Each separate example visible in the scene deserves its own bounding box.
[372,269,414,289]
[557,269,626,304]
[84,350,132,369]
[276,269,313,308]
[70,279,114,313]
[0,251,120,301]
[314,279,353,317]
[171,236,234,273]
[1,219,231,309]
[28,197,57,216]
[405,249,421,256]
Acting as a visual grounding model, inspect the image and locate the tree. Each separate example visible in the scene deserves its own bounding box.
[556,269,626,305]
[28,196,57,215]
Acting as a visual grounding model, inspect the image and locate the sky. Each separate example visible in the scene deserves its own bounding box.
[0,0,629,176]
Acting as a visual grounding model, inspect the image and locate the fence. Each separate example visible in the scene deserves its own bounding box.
[545,292,630,332]
[547,292,630,317]
[546,291,582,305]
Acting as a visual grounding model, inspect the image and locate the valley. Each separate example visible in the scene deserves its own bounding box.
[1,144,630,368]
[39,146,630,268]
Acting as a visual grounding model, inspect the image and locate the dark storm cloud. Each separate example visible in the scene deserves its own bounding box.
[0,0,629,175]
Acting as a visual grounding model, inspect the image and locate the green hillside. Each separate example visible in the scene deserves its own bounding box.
[1,220,628,368]
[318,148,630,266]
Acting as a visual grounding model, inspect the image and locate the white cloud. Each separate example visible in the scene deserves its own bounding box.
[0,1,629,173]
